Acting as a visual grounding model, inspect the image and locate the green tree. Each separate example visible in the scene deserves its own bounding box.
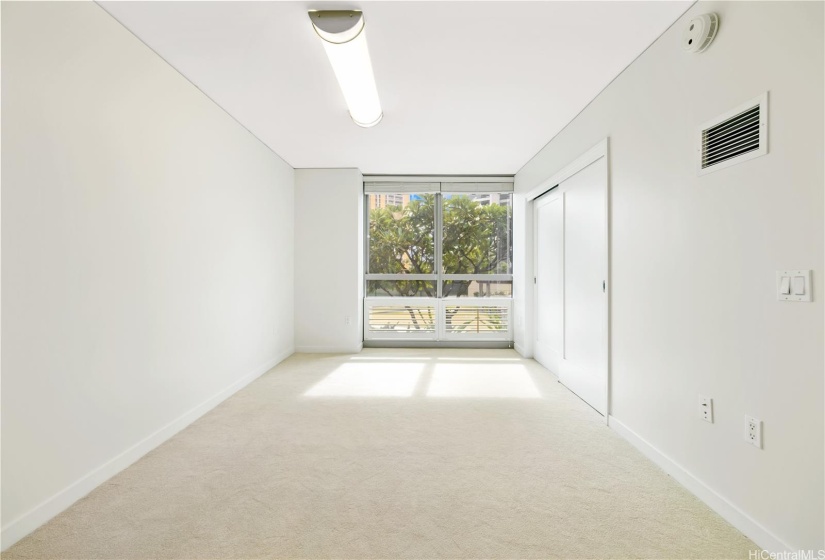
[368,194,512,333]
[367,194,511,298]
[368,195,436,297]
[442,196,511,297]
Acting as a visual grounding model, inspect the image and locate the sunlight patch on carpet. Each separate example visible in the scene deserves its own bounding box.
[304,362,423,397]
[427,363,541,398]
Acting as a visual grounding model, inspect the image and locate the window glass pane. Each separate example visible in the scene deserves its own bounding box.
[444,305,510,334]
[368,305,436,333]
[364,188,513,342]
[367,280,437,298]
[442,193,512,275]
[368,193,435,274]
[442,280,512,298]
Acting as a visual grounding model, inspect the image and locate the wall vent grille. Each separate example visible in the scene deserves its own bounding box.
[699,93,768,175]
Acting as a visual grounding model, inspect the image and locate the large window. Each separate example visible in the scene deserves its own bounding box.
[365,183,513,342]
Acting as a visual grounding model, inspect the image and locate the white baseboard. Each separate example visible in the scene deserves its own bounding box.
[295,344,363,354]
[514,343,532,358]
[0,347,294,552]
[607,415,794,553]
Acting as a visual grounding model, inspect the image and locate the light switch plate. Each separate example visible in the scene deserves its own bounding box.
[777,270,812,302]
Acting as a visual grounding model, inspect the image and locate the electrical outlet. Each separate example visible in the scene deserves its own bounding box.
[699,395,713,423]
[344,315,352,326]
[745,415,762,448]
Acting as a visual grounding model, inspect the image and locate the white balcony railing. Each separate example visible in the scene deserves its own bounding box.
[364,297,512,342]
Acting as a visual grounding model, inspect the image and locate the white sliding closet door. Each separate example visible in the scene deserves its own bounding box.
[534,156,607,415]
[533,190,564,375]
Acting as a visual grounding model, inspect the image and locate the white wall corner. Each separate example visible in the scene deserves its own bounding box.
[294,168,365,353]
[354,168,366,350]
[513,343,533,359]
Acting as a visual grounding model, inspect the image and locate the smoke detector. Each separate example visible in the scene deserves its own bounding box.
[682,13,719,53]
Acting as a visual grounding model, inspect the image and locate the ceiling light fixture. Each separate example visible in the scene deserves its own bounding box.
[309,10,383,128]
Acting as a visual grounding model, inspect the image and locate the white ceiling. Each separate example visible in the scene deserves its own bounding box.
[99,1,691,175]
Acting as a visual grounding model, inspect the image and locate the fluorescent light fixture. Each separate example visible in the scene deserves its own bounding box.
[309,10,383,127]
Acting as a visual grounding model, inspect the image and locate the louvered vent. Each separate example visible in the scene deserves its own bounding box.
[699,93,768,175]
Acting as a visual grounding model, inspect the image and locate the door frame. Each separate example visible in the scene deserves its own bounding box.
[525,138,610,422]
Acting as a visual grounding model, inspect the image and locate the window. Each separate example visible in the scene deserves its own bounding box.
[364,182,513,342]
[366,192,436,298]
[442,193,512,298]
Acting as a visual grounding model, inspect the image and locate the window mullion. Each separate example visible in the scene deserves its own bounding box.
[435,190,443,299]
[363,193,370,294]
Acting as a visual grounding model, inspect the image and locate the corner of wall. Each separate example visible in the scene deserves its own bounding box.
[293,168,365,353]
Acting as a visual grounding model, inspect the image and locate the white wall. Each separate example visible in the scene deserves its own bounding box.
[1,2,295,548]
[294,169,364,353]
[514,1,823,552]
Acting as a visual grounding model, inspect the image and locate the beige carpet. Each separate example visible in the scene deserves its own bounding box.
[5,349,756,559]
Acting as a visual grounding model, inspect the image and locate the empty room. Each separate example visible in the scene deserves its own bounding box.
[1,1,823,558]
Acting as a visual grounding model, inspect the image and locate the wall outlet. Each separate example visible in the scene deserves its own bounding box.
[699,395,713,423]
[344,315,352,326]
[745,415,762,448]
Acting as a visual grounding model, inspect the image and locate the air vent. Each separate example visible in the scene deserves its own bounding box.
[699,93,768,175]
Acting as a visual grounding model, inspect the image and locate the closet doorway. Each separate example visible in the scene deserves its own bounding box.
[533,153,607,415]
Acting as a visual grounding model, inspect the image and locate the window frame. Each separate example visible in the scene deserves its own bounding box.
[364,181,514,342]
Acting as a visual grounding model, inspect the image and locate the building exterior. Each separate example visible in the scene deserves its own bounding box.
[368,193,410,210]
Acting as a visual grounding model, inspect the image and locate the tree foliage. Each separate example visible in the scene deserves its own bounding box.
[368,194,511,297]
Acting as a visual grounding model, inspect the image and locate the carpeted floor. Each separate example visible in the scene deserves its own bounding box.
[5,349,756,559]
